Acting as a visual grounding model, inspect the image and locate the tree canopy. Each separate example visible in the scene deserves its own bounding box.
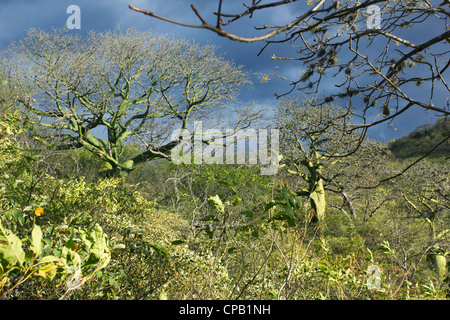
[276,97,362,221]
[1,28,251,175]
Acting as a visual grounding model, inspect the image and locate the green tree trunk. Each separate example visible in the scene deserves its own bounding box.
[429,253,447,281]
[307,151,326,222]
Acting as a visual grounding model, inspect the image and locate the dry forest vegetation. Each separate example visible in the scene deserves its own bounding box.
[0,4,449,300]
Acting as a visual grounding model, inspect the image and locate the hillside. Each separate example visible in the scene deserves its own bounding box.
[389,117,450,158]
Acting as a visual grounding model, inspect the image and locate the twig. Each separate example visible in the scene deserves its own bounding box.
[130,0,328,43]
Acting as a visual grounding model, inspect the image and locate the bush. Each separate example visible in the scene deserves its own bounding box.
[0,113,111,299]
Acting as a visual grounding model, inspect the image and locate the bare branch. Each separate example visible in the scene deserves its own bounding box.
[130,0,328,43]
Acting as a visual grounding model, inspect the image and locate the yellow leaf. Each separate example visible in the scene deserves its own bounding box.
[34,207,44,216]
[259,73,270,83]
[34,263,58,281]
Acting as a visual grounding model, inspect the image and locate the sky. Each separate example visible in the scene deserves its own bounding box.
[0,0,446,141]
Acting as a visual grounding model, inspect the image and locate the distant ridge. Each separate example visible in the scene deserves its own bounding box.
[389,117,450,158]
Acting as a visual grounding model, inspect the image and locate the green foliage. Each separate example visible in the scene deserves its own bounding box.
[389,117,450,158]
[0,224,25,266]
[268,186,303,227]
[0,113,111,298]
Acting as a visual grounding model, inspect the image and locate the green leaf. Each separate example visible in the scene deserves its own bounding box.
[171,240,185,245]
[13,179,24,189]
[80,230,92,250]
[43,237,51,246]
[34,262,58,281]
[30,224,43,257]
[217,180,231,187]
[11,209,24,225]
[365,248,374,263]
[65,238,77,251]
[11,209,22,219]
[53,248,61,258]
[272,211,296,227]
[209,195,225,213]
[108,278,116,286]
[89,224,109,262]
[230,186,238,195]
[61,247,81,267]
[37,255,62,265]
[227,247,237,254]
[204,225,214,239]
[240,210,254,218]
[0,223,25,266]
[264,201,276,212]
[149,243,168,256]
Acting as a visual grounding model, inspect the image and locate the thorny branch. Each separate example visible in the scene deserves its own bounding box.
[129,0,329,43]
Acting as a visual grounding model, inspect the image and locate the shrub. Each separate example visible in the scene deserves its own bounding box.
[0,113,111,299]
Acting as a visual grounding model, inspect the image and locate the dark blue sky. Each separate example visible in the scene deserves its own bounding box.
[0,0,445,141]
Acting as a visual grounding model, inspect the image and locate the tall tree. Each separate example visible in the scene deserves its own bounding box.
[276,97,361,221]
[2,28,251,175]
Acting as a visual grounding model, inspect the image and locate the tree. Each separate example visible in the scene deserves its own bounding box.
[399,160,449,281]
[130,0,450,154]
[0,68,16,114]
[276,97,361,222]
[2,28,251,176]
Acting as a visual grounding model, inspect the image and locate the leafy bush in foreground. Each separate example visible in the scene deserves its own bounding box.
[0,112,233,300]
[0,113,110,299]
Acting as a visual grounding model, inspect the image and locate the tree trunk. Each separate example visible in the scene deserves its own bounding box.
[308,151,326,222]
[428,253,447,281]
[309,178,326,222]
